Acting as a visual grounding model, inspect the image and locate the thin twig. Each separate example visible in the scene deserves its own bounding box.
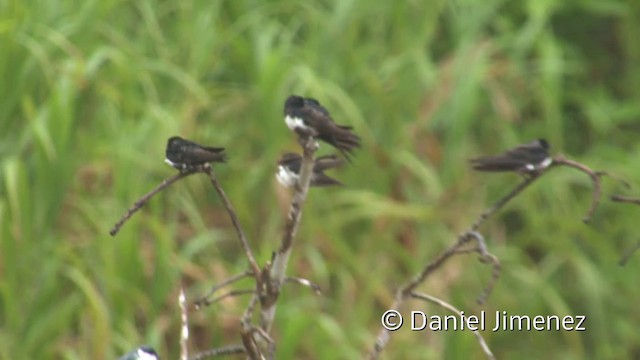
[180,286,189,360]
[465,232,501,305]
[189,345,246,360]
[471,174,540,231]
[195,271,252,308]
[611,195,640,205]
[452,248,482,255]
[619,239,640,266]
[476,252,500,305]
[109,170,197,236]
[203,166,265,359]
[410,292,496,360]
[368,236,469,360]
[240,293,262,360]
[285,276,323,295]
[598,171,632,190]
[551,155,603,223]
[609,196,640,265]
[204,166,262,286]
[197,289,255,306]
[250,326,276,359]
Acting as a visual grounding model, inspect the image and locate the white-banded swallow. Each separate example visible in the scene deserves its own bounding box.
[165,136,227,171]
[276,152,344,187]
[284,95,361,161]
[470,139,552,174]
[118,346,159,360]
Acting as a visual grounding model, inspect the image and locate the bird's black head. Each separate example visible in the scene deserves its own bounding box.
[118,345,159,360]
[278,152,301,166]
[538,139,550,150]
[304,98,321,106]
[139,346,158,357]
[167,136,184,148]
[285,95,305,110]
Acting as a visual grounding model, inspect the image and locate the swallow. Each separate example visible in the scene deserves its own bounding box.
[470,139,552,174]
[165,136,226,171]
[118,346,159,360]
[276,153,344,188]
[284,95,361,161]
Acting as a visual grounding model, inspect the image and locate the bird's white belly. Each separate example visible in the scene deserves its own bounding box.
[276,166,299,187]
[537,157,553,169]
[165,158,179,167]
[137,349,158,360]
[285,115,307,131]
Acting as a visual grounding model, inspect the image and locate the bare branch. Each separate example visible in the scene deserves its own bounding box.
[368,235,469,360]
[611,195,640,205]
[109,170,197,236]
[369,153,625,358]
[250,326,276,359]
[180,286,189,360]
[240,293,262,359]
[260,136,318,333]
[465,232,501,305]
[471,174,540,231]
[204,166,262,286]
[368,173,536,359]
[197,289,255,306]
[476,252,501,305]
[285,276,323,295]
[410,292,496,360]
[551,155,604,223]
[189,345,246,360]
[609,196,640,265]
[619,239,640,266]
[195,271,252,309]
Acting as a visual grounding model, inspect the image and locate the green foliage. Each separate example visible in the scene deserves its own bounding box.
[1,0,639,358]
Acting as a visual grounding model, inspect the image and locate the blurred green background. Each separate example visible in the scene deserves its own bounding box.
[2,0,640,359]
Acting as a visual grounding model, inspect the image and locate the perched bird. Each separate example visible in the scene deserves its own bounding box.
[276,153,344,188]
[284,95,361,161]
[470,139,552,174]
[165,136,227,171]
[118,346,159,360]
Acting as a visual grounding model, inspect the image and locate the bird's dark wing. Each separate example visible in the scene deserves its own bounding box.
[202,145,226,153]
[278,153,302,173]
[304,98,331,116]
[313,154,344,171]
[311,172,342,187]
[186,146,227,164]
[298,103,333,130]
[504,141,549,164]
[302,109,361,160]
[470,155,530,171]
[319,129,362,161]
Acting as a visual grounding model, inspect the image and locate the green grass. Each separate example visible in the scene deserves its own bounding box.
[2,0,640,359]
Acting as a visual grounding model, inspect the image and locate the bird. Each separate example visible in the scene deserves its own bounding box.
[470,139,552,174]
[118,346,159,360]
[165,136,227,171]
[276,152,344,188]
[284,95,361,161]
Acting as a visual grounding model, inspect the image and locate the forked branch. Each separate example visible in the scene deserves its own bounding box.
[204,167,262,283]
[368,153,618,359]
[109,170,197,236]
